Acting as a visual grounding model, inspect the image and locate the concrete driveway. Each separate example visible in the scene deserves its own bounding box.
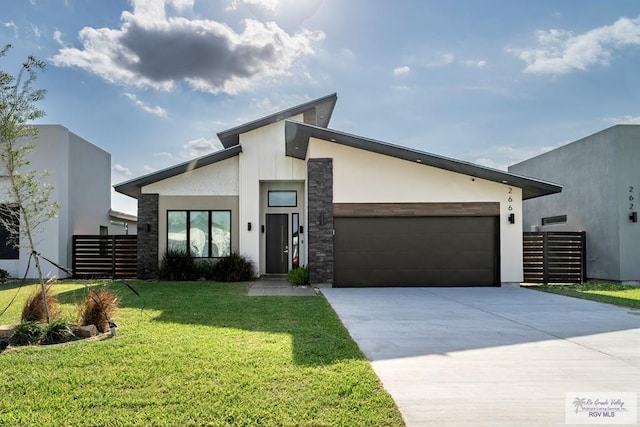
[322,287,640,426]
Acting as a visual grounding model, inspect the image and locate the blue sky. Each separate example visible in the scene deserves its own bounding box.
[2,0,640,215]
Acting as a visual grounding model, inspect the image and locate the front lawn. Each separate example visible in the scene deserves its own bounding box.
[528,282,640,309]
[0,281,404,427]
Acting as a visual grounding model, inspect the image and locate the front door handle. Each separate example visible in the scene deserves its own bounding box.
[284,245,289,254]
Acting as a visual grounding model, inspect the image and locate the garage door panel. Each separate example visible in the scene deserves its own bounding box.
[334,216,498,287]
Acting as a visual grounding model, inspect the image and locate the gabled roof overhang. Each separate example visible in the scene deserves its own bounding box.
[217,93,337,148]
[114,145,242,199]
[285,121,562,200]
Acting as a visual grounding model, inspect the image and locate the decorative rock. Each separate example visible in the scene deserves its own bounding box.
[73,324,98,338]
[0,325,17,339]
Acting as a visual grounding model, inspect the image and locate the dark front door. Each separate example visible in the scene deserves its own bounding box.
[266,214,288,274]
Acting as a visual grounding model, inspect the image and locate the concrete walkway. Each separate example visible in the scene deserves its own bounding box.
[247,277,317,296]
[322,287,640,426]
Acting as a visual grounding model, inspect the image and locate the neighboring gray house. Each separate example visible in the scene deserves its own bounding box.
[116,93,561,287]
[509,125,640,284]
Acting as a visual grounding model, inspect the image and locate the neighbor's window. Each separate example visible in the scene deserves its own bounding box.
[0,204,19,260]
[167,210,231,258]
[541,215,567,225]
[268,191,297,207]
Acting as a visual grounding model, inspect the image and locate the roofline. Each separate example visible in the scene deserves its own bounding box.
[285,121,562,200]
[509,123,640,169]
[217,93,337,148]
[114,145,242,199]
[109,209,137,222]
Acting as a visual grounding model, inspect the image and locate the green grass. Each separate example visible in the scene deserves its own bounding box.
[0,281,404,427]
[528,282,640,309]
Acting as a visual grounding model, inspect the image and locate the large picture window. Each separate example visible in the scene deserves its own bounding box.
[167,210,231,258]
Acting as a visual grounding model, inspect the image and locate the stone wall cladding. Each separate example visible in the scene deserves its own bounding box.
[307,158,333,284]
[137,193,159,279]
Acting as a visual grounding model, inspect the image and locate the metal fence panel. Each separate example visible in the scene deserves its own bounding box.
[73,235,137,279]
[523,231,586,284]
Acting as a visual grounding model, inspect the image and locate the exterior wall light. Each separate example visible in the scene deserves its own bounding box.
[630,212,638,223]
[508,213,515,224]
[248,222,252,231]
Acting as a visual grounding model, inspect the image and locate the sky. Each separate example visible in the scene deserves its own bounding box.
[2,0,640,215]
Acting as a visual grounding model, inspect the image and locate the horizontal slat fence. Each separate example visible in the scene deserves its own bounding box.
[73,235,137,279]
[523,231,586,284]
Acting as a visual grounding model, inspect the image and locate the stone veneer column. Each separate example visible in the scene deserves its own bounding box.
[307,158,333,284]
[137,193,159,279]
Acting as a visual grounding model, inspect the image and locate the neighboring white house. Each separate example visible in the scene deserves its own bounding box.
[509,125,640,283]
[115,94,561,287]
[0,125,120,279]
[109,209,138,235]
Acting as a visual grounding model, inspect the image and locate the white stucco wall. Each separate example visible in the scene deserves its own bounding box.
[308,138,524,284]
[0,125,112,279]
[143,156,240,196]
[238,118,307,270]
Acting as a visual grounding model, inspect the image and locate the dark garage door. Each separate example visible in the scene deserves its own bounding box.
[334,216,499,287]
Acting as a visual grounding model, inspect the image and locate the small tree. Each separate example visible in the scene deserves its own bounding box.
[0,44,59,323]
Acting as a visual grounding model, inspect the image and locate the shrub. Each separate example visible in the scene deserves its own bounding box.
[0,269,9,283]
[42,318,74,345]
[21,285,60,323]
[9,321,44,346]
[158,249,199,281]
[288,266,310,286]
[210,253,255,282]
[78,288,119,333]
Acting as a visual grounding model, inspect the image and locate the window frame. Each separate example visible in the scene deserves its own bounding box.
[267,190,297,207]
[166,209,232,258]
[541,214,567,226]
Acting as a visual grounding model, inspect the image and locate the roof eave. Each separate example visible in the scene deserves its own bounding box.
[285,121,562,200]
[114,145,242,199]
[217,93,337,149]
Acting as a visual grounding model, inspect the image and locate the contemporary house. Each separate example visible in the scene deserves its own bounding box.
[0,125,119,279]
[509,124,640,283]
[115,94,561,287]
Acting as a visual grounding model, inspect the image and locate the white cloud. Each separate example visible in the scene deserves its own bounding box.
[32,25,41,40]
[152,151,173,158]
[53,29,66,46]
[228,0,278,12]
[462,59,487,68]
[183,137,223,158]
[425,52,455,68]
[50,0,324,94]
[143,165,157,173]
[123,92,168,117]
[113,164,132,177]
[605,115,640,125]
[508,16,640,74]
[2,21,18,38]
[393,65,411,76]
